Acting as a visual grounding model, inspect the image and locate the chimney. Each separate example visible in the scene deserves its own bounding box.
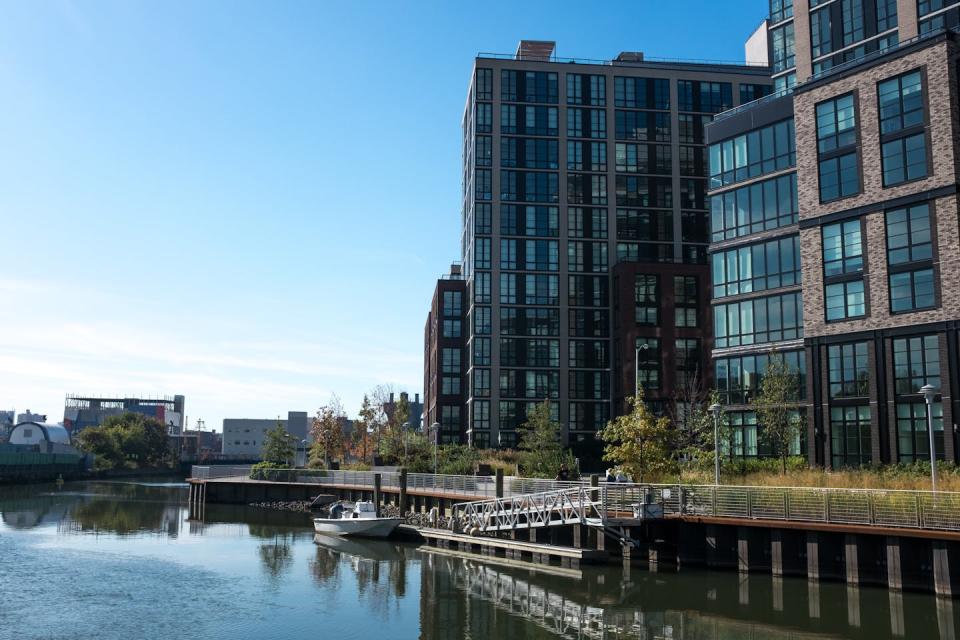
[515,40,556,61]
[389,392,394,404]
[415,393,420,404]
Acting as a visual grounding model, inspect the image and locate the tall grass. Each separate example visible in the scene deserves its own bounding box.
[671,461,960,492]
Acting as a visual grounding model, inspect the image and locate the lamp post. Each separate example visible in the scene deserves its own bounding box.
[402,422,410,460]
[709,403,722,486]
[921,384,939,492]
[634,342,650,398]
[430,422,441,475]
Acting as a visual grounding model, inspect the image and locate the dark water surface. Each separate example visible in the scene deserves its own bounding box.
[0,480,955,639]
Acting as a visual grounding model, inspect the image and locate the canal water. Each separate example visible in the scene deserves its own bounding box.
[0,480,956,639]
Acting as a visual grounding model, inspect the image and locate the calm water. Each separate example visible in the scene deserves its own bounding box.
[0,480,956,640]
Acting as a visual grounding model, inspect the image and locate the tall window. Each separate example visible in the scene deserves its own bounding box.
[475,68,493,101]
[841,0,864,46]
[635,337,660,393]
[770,0,793,23]
[892,335,940,395]
[441,348,461,374]
[827,342,869,397]
[816,94,859,202]
[877,0,897,31]
[821,218,865,321]
[822,220,863,276]
[634,275,658,325]
[886,203,935,312]
[442,291,462,316]
[897,401,943,461]
[674,276,698,327]
[878,70,927,186]
[771,22,795,73]
[811,7,833,58]
[831,406,871,468]
[676,338,700,389]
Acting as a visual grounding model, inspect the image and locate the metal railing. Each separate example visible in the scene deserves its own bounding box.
[189,467,960,532]
[190,465,252,480]
[711,86,794,122]
[475,51,767,69]
[456,486,604,532]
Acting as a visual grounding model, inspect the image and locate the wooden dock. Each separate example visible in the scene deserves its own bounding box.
[413,526,608,569]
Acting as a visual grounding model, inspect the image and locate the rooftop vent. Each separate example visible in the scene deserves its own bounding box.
[515,40,556,61]
[449,263,462,276]
[615,51,644,62]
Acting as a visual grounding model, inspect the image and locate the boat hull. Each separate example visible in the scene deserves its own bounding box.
[313,517,404,538]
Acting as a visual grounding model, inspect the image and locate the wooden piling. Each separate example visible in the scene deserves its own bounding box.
[373,473,382,517]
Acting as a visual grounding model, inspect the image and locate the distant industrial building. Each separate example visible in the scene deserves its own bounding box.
[222,411,310,458]
[382,392,424,430]
[9,422,73,453]
[0,411,14,441]
[16,410,47,424]
[63,394,185,435]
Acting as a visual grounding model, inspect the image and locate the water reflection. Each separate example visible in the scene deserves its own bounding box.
[0,481,186,536]
[415,549,960,640]
[1,481,957,640]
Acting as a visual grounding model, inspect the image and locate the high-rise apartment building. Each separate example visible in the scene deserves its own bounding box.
[424,264,467,443]
[449,40,771,453]
[705,1,960,467]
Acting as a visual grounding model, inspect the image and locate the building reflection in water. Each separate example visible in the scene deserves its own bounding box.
[415,547,960,640]
[0,482,186,538]
[306,534,960,640]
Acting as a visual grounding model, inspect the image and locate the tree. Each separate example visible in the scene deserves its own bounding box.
[311,395,346,468]
[262,422,295,466]
[518,400,576,479]
[74,412,171,471]
[353,395,376,463]
[598,393,675,482]
[754,352,804,474]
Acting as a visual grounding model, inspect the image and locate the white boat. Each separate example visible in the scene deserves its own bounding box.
[312,501,404,538]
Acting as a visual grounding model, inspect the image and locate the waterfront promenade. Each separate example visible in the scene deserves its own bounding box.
[188,466,960,596]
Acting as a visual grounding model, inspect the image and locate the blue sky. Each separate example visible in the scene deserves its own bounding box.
[0,0,766,430]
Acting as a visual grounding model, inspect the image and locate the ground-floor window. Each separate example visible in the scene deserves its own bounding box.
[896,401,944,462]
[830,405,871,468]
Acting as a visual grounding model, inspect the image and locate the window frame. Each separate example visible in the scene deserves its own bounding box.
[877,69,929,188]
[815,92,861,203]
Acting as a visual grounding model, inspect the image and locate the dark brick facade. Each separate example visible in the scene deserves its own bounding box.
[611,261,713,415]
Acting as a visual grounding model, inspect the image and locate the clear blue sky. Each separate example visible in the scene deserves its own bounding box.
[0,0,767,430]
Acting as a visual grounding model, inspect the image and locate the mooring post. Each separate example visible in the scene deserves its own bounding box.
[844,534,860,586]
[399,468,408,516]
[933,540,953,598]
[771,529,784,576]
[373,473,382,518]
[806,531,820,581]
[589,474,600,549]
[495,469,504,499]
[886,536,903,591]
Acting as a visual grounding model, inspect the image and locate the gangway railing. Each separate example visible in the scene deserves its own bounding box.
[455,486,604,532]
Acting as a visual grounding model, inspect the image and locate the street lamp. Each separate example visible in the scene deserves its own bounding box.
[709,403,722,486]
[635,342,650,398]
[921,384,939,492]
[430,422,441,475]
[402,422,410,460]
